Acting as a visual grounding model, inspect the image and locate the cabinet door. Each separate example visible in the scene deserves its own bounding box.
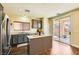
[18,34,24,44]
[30,38,43,55]
[42,36,52,50]
[23,34,28,43]
[12,35,18,44]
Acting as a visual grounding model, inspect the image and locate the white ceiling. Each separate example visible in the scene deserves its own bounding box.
[2,3,79,18]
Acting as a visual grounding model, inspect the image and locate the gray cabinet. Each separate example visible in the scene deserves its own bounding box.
[23,34,28,43]
[12,35,18,44]
[18,34,24,43]
[11,34,28,45]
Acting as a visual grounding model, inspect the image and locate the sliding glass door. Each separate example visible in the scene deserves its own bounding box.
[53,17,71,44]
[53,20,60,41]
[60,17,71,44]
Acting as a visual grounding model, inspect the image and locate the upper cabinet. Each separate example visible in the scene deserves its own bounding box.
[32,19,43,29]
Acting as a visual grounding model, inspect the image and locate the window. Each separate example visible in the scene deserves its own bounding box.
[14,21,30,31]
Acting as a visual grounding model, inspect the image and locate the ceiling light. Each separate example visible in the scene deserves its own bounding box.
[25,9,30,13]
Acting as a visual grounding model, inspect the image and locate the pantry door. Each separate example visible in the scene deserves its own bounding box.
[59,17,71,44]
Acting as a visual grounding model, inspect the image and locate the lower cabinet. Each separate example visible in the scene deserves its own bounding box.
[18,34,24,44]
[29,36,52,55]
[10,34,28,55]
[11,35,18,45]
[11,34,28,45]
[10,35,52,55]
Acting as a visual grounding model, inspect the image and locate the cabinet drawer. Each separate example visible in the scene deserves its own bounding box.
[18,34,24,43]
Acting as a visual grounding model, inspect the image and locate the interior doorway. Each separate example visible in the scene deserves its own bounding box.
[53,17,71,44]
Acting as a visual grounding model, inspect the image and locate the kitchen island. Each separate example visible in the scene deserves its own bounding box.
[27,35,52,55]
[11,32,52,55]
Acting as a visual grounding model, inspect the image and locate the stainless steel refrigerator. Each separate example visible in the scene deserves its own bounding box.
[1,14,11,55]
[0,4,3,55]
[0,3,11,55]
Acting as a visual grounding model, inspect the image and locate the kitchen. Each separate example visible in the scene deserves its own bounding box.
[0,3,52,55]
[10,18,52,55]
[1,3,79,55]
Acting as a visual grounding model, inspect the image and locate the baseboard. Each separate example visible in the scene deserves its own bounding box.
[71,44,79,48]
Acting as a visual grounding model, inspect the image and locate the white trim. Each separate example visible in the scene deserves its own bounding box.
[71,44,79,48]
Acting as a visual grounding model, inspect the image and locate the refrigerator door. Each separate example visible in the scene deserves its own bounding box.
[0,4,3,55]
[2,15,11,55]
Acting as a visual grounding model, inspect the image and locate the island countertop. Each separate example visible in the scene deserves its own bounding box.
[27,35,52,39]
